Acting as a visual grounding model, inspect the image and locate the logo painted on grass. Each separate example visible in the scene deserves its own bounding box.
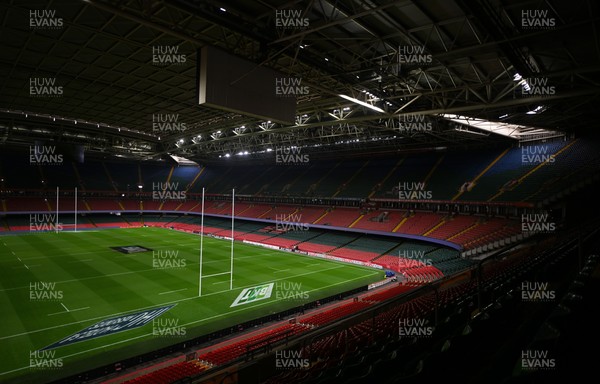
[230,283,274,307]
[521,281,556,302]
[29,350,63,369]
[110,245,153,254]
[29,10,63,30]
[152,317,187,337]
[398,318,434,338]
[41,304,176,350]
[398,181,432,200]
[275,349,310,369]
[29,213,63,232]
[152,250,187,269]
[521,350,556,370]
[30,282,63,301]
[521,10,555,29]
[29,77,63,97]
[29,146,63,165]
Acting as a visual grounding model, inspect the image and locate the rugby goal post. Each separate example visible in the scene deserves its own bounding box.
[198,188,235,296]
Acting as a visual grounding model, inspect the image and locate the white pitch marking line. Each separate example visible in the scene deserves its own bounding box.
[202,272,231,278]
[273,269,290,273]
[61,303,70,312]
[47,306,89,317]
[158,288,188,295]
[17,257,21,261]
[4,273,381,375]
[1,265,347,340]
[212,280,234,285]
[24,264,29,270]
[11,251,15,255]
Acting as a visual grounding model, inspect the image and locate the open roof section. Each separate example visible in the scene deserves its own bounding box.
[442,113,565,141]
[0,0,598,161]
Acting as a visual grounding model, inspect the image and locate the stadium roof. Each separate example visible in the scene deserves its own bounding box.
[1,0,599,161]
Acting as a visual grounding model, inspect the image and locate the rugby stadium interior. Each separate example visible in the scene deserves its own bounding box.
[1,0,600,383]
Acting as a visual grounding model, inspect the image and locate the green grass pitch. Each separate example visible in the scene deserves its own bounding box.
[0,227,382,383]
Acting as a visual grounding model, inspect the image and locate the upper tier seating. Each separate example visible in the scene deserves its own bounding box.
[2,138,597,203]
[6,139,592,250]
[458,141,566,201]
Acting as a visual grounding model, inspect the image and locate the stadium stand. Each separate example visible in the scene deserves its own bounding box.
[425,214,479,240]
[351,209,405,232]
[122,361,210,384]
[2,3,600,384]
[328,236,399,262]
[0,128,597,384]
[296,231,360,253]
[255,230,598,384]
[394,212,444,235]
[314,207,361,227]
[198,324,308,366]
[458,142,566,201]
